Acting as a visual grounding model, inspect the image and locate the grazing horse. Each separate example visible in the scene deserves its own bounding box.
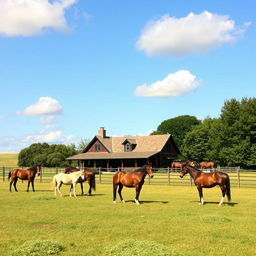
[9,165,41,192]
[64,165,96,196]
[53,171,85,197]
[180,163,231,206]
[199,161,217,169]
[113,164,154,205]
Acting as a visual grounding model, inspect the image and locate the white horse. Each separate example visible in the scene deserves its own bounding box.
[53,171,85,197]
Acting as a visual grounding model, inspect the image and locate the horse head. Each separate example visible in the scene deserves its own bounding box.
[35,165,41,176]
[179,164,189,178]
[146,164,154,178]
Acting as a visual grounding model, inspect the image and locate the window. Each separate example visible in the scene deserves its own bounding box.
[124,143,132,152]
[94,144,101,152]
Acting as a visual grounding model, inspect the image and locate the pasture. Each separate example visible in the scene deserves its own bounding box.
[0,181,255,256]
[0,153,18,167]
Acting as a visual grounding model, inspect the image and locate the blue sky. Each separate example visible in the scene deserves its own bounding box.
[0,0,255,152]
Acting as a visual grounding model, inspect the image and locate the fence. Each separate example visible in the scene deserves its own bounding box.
[1,166,256,188]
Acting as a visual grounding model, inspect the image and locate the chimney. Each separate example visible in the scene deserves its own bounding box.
[98,127,106,138]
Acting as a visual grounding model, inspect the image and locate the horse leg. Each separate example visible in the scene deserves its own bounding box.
[113,183,118,203]
[70,184,73,197]
[197,187,204,205]
[27,180,31,192]
[118,183,125,203]
[80,182,84,195]
[10,178,14,192]
[218,185,226,206]
[13,178,18,192]
[71,183,77,197]
[134,184,143,205]
[57,182,62,196]
[31,179,35,192]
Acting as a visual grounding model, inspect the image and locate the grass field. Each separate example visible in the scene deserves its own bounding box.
[0,182,255,256]
[0,153,18,167]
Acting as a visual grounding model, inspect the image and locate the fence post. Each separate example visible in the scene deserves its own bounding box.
[40,167,43,183]
[3,167,5,182]
[190,176,193,186]
[168,167,170,185]
[237,166,240,188]
[99,167,101,184]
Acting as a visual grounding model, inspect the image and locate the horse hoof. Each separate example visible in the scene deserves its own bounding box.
[122,200,125,203]
[113,201,116,204]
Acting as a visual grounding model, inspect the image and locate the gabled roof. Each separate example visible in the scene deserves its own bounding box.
[67,133,180,160]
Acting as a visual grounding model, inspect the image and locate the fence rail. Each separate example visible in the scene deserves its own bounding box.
[1,166,256,188]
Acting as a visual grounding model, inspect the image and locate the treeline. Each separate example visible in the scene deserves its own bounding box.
[18,143,78,167]
[153,97,256,168]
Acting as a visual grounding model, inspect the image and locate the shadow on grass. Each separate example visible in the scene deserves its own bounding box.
[189,200,238,206]
[118,200,169,204]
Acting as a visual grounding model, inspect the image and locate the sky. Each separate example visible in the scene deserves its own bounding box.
[0,0,255,152]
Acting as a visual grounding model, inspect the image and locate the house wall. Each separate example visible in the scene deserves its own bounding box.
[87,139,108,152]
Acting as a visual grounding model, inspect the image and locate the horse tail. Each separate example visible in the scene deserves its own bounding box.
[90,173,96,191]
[8,170,12,180]
[226,175,231,201]
[52,175,57,190]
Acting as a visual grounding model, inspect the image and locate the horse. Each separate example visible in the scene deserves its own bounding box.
[9,165,41,192]
[171,160,197,169]
[112,164,154,205]
[199,161,217,169]
[64,165,96,196]
[53,171,85,197]
[180,163,231,206]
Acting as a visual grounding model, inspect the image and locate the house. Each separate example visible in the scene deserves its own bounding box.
[67,127,180,168]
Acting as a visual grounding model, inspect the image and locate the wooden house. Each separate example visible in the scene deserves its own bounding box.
[67,127,180,168]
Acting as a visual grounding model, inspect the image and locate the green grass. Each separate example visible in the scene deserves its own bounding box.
[0,153,18,167]
[0,182,255,256]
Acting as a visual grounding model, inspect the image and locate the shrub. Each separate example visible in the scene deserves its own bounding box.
[105,239,183,256]
[12,239,64,256]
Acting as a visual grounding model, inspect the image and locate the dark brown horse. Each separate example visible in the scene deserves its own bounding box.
[199,161,217,169]
[9,165,41,192]
[113,164,154,205]
[180,163,231,206]
[64,165,96,196]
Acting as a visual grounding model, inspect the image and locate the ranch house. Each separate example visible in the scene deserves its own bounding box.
[67,127,180,168]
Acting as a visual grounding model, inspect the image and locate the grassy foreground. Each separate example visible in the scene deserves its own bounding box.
[0,182,255,256]
[0,153,18,167]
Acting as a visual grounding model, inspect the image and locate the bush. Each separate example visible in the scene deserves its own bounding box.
[12,239,64,256]
[105,239,183,256]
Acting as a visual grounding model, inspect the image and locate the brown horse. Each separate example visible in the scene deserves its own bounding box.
[9,165,41,192]
[113,164,154,205]
[171,160,197,169]
[199,161,217,169]
[64,165,96,196]
[180,163,231,206]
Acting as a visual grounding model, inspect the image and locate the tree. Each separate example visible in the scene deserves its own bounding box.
[152,115,201,149]
[77,138,90,153]
[18,143,78,167]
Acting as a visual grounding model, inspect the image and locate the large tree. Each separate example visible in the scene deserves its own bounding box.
[18,143,78,167]
[152,115,201,149]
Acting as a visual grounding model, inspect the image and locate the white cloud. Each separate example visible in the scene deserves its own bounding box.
[134,70,200,98]
[0,0,78,37]
[136,11,250,57]
[23,97,62,116]
[22,130,62,143]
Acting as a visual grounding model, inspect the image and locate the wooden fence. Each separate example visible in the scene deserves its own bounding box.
[1,166,256,188]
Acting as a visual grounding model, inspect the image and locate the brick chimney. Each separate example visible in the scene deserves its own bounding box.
[98,127,106,138]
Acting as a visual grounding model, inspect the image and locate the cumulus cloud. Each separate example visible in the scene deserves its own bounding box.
[0,0,78,37]
[23,97,62,116]
[136,11,250,57]
[22,130,62,143]
[134,70,200,98]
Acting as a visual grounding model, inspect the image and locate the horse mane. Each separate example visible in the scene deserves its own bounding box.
[132,165,148,173]
[186,164,201,172]
[29,166,39,171]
